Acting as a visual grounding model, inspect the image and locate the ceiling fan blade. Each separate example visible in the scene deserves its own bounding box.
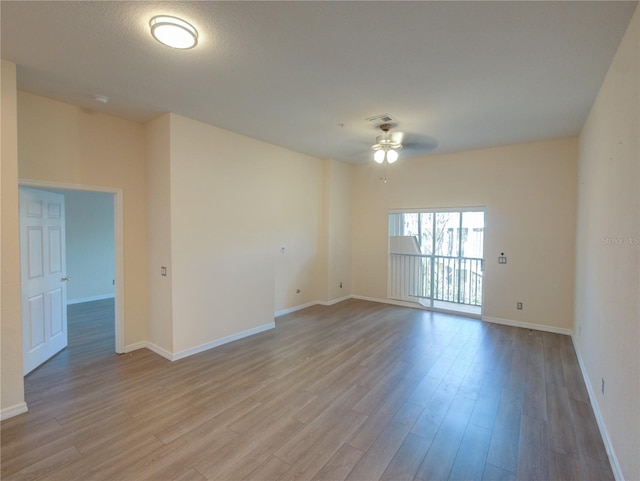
[401,133,438,156]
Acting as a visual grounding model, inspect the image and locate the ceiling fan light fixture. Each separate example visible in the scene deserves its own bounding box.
[150,15,198,49]
[374,149,386,164]
[371,122,403,164]
[372,147,398,164]
[375,138,401,150]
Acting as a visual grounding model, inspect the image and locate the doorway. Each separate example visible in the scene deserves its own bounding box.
[19,180,124,375]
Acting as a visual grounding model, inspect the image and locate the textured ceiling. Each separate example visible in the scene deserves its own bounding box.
[1,1,637,163]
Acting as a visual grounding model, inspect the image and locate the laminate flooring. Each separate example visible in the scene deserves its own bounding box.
[1,299,614,481]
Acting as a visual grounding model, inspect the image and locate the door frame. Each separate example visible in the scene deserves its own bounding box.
[19,179,125,354]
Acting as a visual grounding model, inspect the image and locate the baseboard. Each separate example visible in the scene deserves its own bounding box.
[317,295,352,306]
[124,340,173,361]
[482,315,573,336]
[126,322,277,362]
[67,294,115,305]
[276,295,411,319]
[275,294,457,318]
[351,295,483,320]
[351,294,421,309]
[172,322,276,361]
[275,296,354,317]
[571,336,623,481]
[0,402,28,420]
[143,341,175,361]
[123,341,147,353]
[275,301,319,317]
[276,296,573,337]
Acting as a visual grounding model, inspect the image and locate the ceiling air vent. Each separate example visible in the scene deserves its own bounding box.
[366,113,395,125]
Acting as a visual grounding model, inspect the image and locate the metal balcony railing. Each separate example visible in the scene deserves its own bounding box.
[389,253,483,306]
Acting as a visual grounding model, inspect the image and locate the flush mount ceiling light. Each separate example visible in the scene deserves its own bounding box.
[150,15,198,49]
[371,123,403,164]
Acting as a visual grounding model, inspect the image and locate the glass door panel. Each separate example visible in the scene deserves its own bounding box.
[388,208,484,316]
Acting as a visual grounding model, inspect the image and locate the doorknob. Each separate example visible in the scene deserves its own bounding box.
[61,276,70,282]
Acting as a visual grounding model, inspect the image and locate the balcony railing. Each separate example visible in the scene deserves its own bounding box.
[389,253,483,306]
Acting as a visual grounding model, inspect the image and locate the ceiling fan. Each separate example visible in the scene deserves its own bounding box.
[371,123,403,164]
[369,122,438,164]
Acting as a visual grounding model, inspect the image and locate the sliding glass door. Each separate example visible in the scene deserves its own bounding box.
[388,208,485,315]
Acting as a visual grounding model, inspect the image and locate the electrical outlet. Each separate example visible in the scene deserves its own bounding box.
[161,266,167,277]
[601,378,605,395]
[517,302,523,310]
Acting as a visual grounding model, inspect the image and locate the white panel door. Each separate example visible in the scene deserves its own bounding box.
[20,187,68,375]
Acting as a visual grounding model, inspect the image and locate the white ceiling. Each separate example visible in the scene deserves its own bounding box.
[1,1,637,163]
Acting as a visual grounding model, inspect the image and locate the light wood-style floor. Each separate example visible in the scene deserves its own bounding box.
[1,299,613,481]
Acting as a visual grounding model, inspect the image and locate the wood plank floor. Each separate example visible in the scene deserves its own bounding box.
[1,299,614,481]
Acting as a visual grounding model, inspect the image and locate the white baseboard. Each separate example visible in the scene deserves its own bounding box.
[123,341,147,353]
[482,315,573,336]
[0,402,28,420]
[172,322,275,361]
[274,295,354,317]
[275,294,466,325]
[317,295,352,306]
[143,341,175,361]
[124,341,173,361]
[125,322,276,362]
[571,337,623,481]
[67,294,115,305]
[351,297,574,335]
[275,301,319,317]
[275,294,441,318]
[276,296,573,337]
[351,294,420,309]
[351,295,483,321]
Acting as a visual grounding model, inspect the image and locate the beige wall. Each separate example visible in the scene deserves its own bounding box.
[316,158,353,304]
[16,92,148,347]
[351,137,578,331]
[145,114,173,352]
[1,60,25,413]
[326,159,352,301]
[165,114,322,353]
[575,6,639,480]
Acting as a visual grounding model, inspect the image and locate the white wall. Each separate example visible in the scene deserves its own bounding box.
[63,190,115,304]
[351,137,578,332]
[575,6,639,481]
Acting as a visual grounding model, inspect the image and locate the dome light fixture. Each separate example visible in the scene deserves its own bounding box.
[150,15,198,49]
[371,124,402,164]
